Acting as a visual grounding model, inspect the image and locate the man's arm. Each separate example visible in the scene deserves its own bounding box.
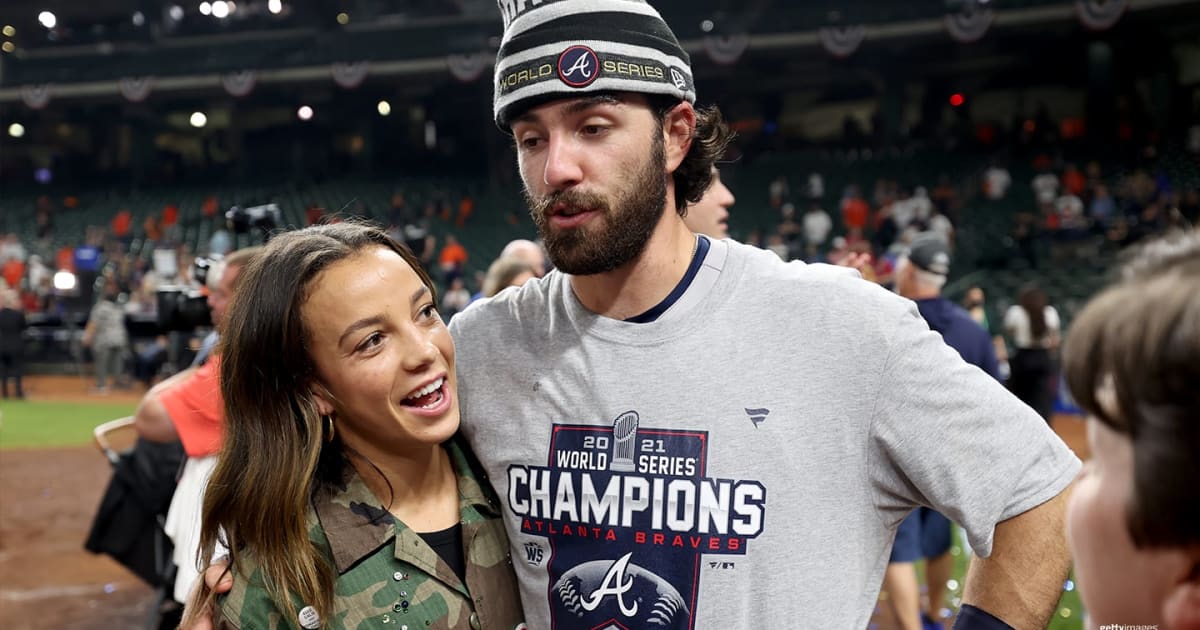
[133,366,198,442]
[960,485,1074,629]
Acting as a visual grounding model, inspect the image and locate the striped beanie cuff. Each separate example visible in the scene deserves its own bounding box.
[493,0,695,128]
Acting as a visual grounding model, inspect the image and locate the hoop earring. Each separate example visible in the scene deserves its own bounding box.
[323,415,335,443]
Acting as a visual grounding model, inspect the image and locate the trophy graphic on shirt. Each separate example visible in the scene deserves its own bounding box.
[609,411,640,472]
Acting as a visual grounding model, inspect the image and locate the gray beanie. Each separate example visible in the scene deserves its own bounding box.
[493,0,696,128]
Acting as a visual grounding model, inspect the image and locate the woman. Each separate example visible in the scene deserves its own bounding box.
[1004,284,1060,421]
[184,223,523,629]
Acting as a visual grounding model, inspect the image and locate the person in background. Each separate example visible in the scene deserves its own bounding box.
[1004,284,1061,422]
[438,234,468,284]
[134,247,260,604]
[499,238,547,277]
[0,233,27,265]
[1062,230,1200,629]
[963,286,1010,381]
[802,200,833,261]
[841,185,871,237]
[441,276,472,318]
[886,234,1001,630]
[481,256,537,299]
[83,280,129,394]
[683,166,736,239]
[0,289,27,399]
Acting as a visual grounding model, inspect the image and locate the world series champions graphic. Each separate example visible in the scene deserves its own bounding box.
[507,411,767,629]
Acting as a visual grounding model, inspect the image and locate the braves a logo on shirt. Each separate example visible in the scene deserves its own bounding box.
[557,45,600,88]
[507,411,767,629]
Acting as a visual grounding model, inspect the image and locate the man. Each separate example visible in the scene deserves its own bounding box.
[451,2,1075,628]
[134,246,259,604]
[683,166,735,238]
[886,233,1001,630]
[200,2,1076,627]
[134,247,258,446]
[500,238,548,277]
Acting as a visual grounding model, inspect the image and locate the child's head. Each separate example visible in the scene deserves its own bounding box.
[1063,230,1200,629]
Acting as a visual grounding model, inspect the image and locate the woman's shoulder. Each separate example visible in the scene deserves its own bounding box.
[217,552,290,629]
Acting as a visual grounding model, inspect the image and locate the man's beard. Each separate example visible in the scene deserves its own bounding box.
[524,133,667,276]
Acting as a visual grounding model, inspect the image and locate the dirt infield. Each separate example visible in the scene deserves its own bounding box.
[0,446,156,629]
[12,374,145,405]
[1,375,155,630]
[0,375,1089,630]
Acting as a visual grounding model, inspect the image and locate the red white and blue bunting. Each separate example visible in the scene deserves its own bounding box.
[118,76,155,103]
[1076,0,1127,31]
[20,84,52,110]
[818,25,866,59]
[331,61,370,89]
[221,70,257,98]
[702,32,749,66]
[944,5,994,43]
[446,52,490,83]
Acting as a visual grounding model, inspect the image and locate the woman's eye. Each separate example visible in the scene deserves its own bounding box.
[419,304,439,320]
[357,333,383,352]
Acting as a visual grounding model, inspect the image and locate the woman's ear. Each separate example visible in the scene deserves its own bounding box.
[1163,557,1200,630]
[310,382,336,416]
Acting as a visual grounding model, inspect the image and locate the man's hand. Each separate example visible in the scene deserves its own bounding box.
[180,558,233,630]
[837,252,877,283]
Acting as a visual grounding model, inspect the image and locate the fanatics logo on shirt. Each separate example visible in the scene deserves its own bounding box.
[507,410,767,629]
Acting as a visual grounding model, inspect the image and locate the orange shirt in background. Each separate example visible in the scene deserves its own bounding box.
[439,242,468,268]
[56,246,75,272]
[1062,169,1086,197]
[841,197,869,231]
[160,356,224,457]
[2,259,25,288]
[112,210,132,237]
[456,197,475,227]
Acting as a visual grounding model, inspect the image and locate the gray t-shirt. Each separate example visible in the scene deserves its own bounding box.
[449,238,1079,629]
[88,299,128,349]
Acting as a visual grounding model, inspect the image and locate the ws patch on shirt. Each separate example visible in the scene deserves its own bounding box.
[507,410,767,629]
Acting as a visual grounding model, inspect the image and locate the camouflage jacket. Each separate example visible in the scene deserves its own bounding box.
[218,438,525,629]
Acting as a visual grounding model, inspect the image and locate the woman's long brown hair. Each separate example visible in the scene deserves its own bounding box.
[1017,284,1049,342]
[182,222,437,627]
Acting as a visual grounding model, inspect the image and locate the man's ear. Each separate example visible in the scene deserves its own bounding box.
[663,101,696,175]
[1163,558,1200,630]
[310,382,336,417]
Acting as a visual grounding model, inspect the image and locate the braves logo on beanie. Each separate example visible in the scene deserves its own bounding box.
[492,0,696,127]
